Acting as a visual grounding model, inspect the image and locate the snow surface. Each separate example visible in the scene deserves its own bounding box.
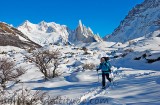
[1,34,160,104]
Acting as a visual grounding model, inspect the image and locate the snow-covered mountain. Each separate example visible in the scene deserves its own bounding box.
[0,22,41,48]
[105,0,160,42]
[18,20,71,46]
[69,20,103,44]
[18,20,102,46]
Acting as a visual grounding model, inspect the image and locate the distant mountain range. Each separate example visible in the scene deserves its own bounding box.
[0,0,159,48]
[18,20,102,46]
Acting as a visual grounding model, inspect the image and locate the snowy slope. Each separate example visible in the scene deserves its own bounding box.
[1,33,160,104]
[0,22,41,48]
[105,0,160,43]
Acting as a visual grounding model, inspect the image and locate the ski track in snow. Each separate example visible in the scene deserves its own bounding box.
[77,70,119,104]
[79,87,104,103]
[74,68,160,105]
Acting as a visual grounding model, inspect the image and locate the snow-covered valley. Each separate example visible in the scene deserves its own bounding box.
[0,36,160,104]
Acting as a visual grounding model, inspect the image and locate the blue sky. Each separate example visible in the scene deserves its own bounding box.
[0,0,144,37]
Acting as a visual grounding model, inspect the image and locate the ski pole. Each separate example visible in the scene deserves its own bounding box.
[97,70,99,82]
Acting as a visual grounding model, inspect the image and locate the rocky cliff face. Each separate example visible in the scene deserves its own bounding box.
[69,20,103,44]
[105,0,160,42]
[0,22,41,48]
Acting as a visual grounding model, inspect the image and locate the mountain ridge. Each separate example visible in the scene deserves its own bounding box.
[18,20,103,46]
[0,22,41,48]
[104,0,160,42]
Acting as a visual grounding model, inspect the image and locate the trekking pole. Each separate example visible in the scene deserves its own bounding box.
[97,70,99,82]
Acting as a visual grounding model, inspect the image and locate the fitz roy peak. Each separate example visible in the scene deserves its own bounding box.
[18,20,102,46]
[105,0,160,42]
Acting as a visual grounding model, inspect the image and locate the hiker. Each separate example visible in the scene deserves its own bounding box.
[97,57,112,89]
